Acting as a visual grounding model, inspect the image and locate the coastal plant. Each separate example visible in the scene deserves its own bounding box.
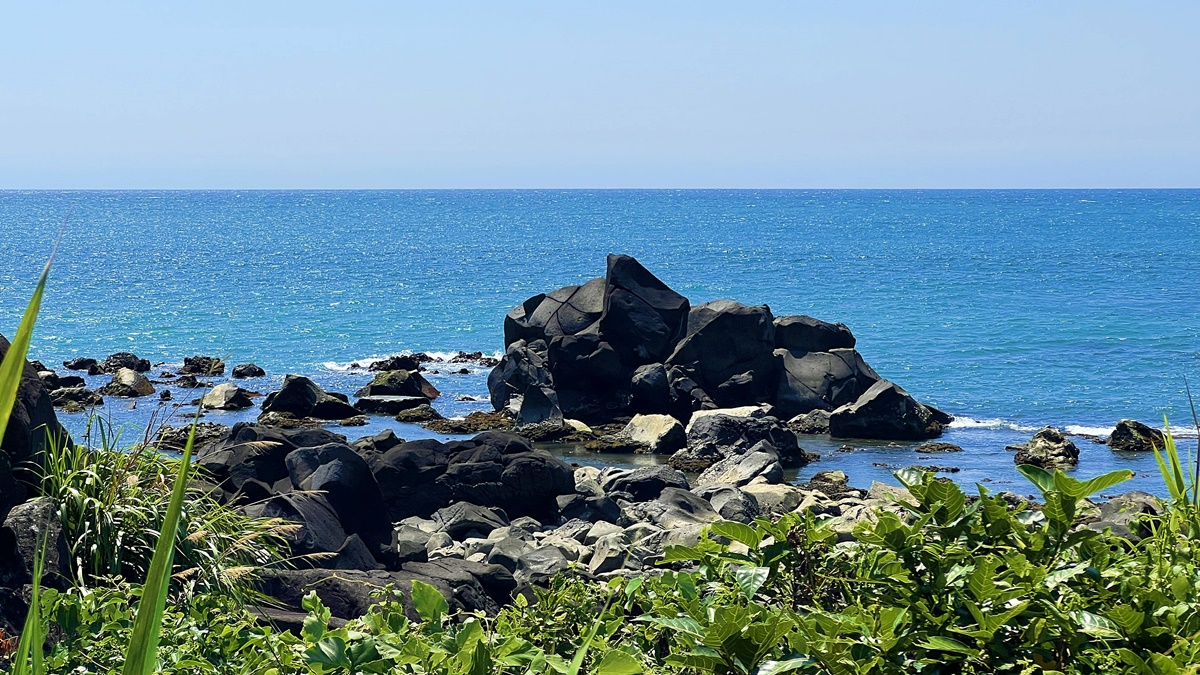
[38,421,291,598]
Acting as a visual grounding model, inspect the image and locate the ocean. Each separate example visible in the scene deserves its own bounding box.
[1,189,1198,496]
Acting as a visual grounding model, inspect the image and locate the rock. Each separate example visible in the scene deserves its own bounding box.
[175,374,207,388]
[98,368,155,397]
[685,406,770,431]
[1108,420,1165,453]
[629,363,671,414]
[773,348,880,419]
[504,277,607,348]
[37,370,59,390]
[692,485,760,523]
[487,339,554,415]
[583,521,623,545]
[262,375,322,416]
[674,412,806,472]
[57,375,85,388]
[392,525,431,564]
[432,503,510,541]
[371,431,574,524]
[195,423,346,492]
[100,352,150,373]
[829,380,949,441]
[556,493,622,524]
[600,466,689,502]
[285,443,390,548]
[1010,427,1080,469]
[618,414,686,455]
[789,409,830,434]
[231,363,266,379]
[355,395,429,415]
[370,355,422,372]
[599,255,691,365]
[310,393,362,421]
[866,481,917,506]
[394,404,443,423]
[773,315,856,353]
[49,386,103,409]
[695,441,784,488]
[666,300,778,408]
[516,384,562,426]
[1088,491,1163,540]
[259,492,350,556]
[915,442,963,453]
[639,488,720,530]
[201,383,254,411]
[515,546,569,584]
[155,422,230,452]
[179,356,225,376]
[62,357,97,371]
[741,483,805,515]
[0,497,70,588]
[423,411,514,434]
[355,370,440,401]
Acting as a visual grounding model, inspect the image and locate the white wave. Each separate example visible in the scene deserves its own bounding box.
[948,416,1041,433]
[1064,425,1115,437]
[321,359,376,372]
[321,349,503,372]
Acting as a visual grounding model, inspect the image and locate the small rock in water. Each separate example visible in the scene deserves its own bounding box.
[914,441,963,453]
[1008,426,1079,469]
[98,368,155,397]
[1107,419,1165,453]
[231,363,266,379]
[369,355,420,372]
[62,357,97,371]
[101,352,151,374]
[180,356,225,376]
[201,383,254,410]
[394,404,443,423]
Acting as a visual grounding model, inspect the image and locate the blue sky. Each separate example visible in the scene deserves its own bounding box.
[1,2,1197,188]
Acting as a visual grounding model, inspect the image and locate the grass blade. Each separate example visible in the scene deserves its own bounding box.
[0,256,50,445]
[120,408,200,675]
[11,532,48,675]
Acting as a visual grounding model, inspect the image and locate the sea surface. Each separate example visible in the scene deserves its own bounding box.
[1,190,1198,497]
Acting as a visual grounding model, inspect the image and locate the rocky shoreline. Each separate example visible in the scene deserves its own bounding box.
[0,255,1177,627]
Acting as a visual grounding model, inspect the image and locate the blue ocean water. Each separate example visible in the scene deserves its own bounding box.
[1,190,1198,495]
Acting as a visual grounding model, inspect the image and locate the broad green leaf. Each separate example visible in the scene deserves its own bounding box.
[1070,469,1134,500]
[735,566,771,601]
[595,650,643,675]
[1072,610,1122,639]
[756,655,816,675]
[1106,605,1145,635]
[918,636,980,657]
[639,615,704,637]
[710,521,762,549]
[1016,464,1056,495]
[306,637,352,669]
[967,557,999,602]
[411,580,449,624]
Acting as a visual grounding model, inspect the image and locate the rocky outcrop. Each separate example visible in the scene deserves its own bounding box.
[487,255,947,439]
[100,352,151,374]
[671,411,809,472]
[180,356,225,376]
[232,363,266,379]
[355,370,440,401]
[98,368,155,397]
[201,383,254,411]
[261,375,360,422]
[828,381,950,441]
[1009,427,1079,469]
[1108,420,1165,453]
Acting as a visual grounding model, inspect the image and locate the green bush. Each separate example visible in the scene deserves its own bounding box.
[37,423,292,599]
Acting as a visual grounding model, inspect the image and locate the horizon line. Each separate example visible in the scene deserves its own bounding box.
[2,186,1200,192]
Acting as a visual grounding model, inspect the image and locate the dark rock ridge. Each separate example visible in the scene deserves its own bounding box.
[488,254,949,440]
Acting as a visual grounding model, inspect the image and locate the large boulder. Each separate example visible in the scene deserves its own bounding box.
[828,380,949,440]
[694,440,784,488]
[1108,420,1165,453]
[617,414,686,455]
[773,348,879,419]
[99,368,155,397]
[773,315,856,353]
[504,277,606,348]
[285,443,390,548]
[1010,427,1079,469]
[0,497,71,588]
[667,300,778,409]
[262,375,359,421]
[355,370,440,401]
[597,255,690,365]
[487,340,554,414]
[599,465,689,502]
[673,412,805,472]
[100,352,150,374]
[370,432,574,524]
[201,383,254,411]
[231,363,266,379]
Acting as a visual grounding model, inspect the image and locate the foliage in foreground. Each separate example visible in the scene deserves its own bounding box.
[39,423,292,598]
[19,451,1200,675]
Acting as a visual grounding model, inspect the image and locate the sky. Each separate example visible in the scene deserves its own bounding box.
[0,2,1197,189]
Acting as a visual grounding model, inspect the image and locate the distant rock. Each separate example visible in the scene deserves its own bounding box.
[1009,427,1079,469]
[369,355,421,372]
[262,375,360,421]
[355,370,440,401]
[788,409,830,435]
[915,441,963,453]
[201,383,254,411]
[394,404,443,423]
[62,357,97,371]
[100,352,151,374]
[99,368,155,397]
[180,356,225,376]
[231,363,266,379]
[829,380,950,441]
[1108,420,1165,453]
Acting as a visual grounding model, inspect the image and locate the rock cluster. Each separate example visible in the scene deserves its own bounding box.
[488,254,950,441]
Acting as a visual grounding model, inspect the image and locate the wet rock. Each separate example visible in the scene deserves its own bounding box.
[915,441,963,453]
[369,355,421,372]
[1108,420,1165,453]
[673,412,806,472]
[179,356,225,376]
[232,363,266,379]
[355,370,440,401]
[100,352,150,374]
[155,422,230,452]
[98,368,155,397]
[423,411,515,434]
[57,374,85,388]
[201,383,254,411]
[395,404,443,423]
[355,395,429,416]
[1009,426,1079,469]
[829,380,950,441]
[450,351,500,368]
[175,373,207,388]
[62,357,97,371]
[50,386,103,409]
[36,370,59,390]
